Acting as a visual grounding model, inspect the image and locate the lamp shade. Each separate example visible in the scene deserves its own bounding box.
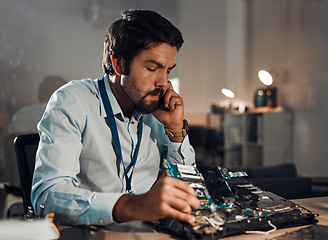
[221,88,235,98]
[258,70,273,86]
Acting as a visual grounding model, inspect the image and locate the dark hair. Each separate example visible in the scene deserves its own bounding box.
[102,9,184,75]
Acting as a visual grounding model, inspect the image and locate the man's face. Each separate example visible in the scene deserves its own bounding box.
[120,43,177,114]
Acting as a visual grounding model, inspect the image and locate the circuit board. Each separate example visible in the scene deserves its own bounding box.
[156,161,317,240]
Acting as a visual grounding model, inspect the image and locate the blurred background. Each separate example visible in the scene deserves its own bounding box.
[0,0,328,205]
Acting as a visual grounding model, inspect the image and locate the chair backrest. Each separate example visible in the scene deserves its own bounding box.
[14,133,40,215]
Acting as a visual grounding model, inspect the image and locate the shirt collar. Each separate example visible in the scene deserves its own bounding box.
[101,75,143,122]
[132,110,143,122]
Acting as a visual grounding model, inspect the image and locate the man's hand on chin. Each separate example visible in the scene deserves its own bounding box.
[152,82,185,142]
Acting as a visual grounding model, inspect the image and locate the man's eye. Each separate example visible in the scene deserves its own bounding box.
[147,67,156,72]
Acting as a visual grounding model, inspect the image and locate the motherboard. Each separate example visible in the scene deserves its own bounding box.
[155,161,316,239]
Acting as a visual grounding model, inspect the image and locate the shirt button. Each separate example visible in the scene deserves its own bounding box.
[175,149,179,152]
[99,219,104,224]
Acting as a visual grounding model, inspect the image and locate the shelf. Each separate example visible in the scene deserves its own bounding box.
[224,111,292,167]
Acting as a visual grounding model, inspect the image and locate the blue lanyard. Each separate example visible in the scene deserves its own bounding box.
[98,76,143,192]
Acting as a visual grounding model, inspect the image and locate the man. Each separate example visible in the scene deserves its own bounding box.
[8,76,66,134]
[31,9,200,226]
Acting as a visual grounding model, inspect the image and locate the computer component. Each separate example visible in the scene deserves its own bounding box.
[153,162,317,240]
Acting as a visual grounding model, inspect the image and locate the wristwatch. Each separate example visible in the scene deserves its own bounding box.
[165,119,189,138]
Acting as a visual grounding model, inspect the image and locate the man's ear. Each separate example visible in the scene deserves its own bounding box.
[111,55,124,75]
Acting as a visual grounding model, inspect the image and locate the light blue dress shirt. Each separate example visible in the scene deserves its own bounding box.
[31,75,195,225]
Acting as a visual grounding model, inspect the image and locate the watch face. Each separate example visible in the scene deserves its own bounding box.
[183,119,189,132]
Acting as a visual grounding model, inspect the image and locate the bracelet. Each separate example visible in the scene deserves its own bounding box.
[165,128,187,138]
[164,119,189,138]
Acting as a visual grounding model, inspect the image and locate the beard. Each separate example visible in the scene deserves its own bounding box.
[122,79,164,114]
[136,88,164,114]
[136,98,159,114]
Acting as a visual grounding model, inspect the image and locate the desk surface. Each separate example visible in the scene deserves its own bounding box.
[59,196,328,240]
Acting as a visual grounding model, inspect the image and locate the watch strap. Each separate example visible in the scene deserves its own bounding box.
[165,128,187,138]
[164,119,189,138]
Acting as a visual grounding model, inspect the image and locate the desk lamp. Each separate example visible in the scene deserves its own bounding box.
[254,70,277,110]
[221,88,235,99]
[220,88,236,112]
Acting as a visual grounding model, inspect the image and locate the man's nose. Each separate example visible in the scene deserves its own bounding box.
[155,71,169,88]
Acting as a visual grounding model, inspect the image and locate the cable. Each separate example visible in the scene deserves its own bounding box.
[245,220,277,235]
[202,216,223,230]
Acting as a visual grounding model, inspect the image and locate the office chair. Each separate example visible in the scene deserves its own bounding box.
[14,133,40,216]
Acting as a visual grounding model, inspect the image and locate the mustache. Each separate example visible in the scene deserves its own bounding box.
[146,88,164,97]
